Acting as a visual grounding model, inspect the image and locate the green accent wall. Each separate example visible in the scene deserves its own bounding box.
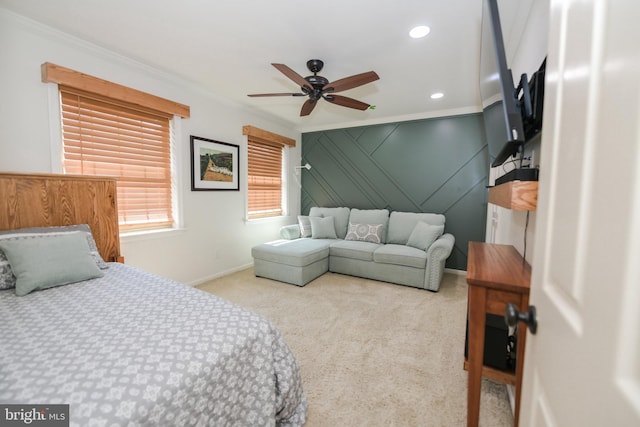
[301,113,489,270]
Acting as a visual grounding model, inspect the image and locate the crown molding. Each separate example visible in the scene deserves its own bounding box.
[297,105,483,133]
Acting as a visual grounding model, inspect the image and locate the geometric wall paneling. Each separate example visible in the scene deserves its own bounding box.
[438,176,489,269]
[302,113,489,270]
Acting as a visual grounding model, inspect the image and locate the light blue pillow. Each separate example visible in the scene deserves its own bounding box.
[0,232,104,296]
[308,207,351,239]
[0,224,108,269]
[309,216,338,239]
[298,215,312,238]
[0,225,109,290]
[406,222,444,251]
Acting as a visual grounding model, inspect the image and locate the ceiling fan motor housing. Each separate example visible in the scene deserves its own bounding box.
[304,59,328,98]
[306,59,324,73]
[304,75,329,90]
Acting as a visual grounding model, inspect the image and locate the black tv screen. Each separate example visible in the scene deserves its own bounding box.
[521,58,546,142]
[479,0,525,167]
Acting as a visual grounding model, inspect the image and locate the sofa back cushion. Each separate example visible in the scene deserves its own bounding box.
[309,207,351,239]
[347,209,390,243]
[387,211,446,245]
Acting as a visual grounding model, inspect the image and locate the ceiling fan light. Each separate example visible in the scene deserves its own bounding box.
[409,25,431,39]
[430,92,444,99]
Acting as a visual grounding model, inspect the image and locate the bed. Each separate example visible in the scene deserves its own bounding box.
[0,172,307,426]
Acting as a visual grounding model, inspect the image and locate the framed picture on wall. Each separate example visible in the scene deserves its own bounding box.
[190,135,239,191]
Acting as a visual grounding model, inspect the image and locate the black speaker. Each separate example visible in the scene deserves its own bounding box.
[464,313,515,372]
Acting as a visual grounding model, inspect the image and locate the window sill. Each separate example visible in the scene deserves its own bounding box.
[244,215,293,224]
[120,227,186,243]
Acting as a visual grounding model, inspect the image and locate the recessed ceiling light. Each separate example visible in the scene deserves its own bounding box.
[409,25,431,39]
[430,92,444,99]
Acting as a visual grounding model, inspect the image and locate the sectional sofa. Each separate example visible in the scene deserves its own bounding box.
[251,207,455,291]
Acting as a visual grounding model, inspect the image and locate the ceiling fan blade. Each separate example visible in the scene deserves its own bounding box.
[272,63,313,90]
[248,93,306,97]
[323,71,379,93]
[324,94,371,111]
[300,99,317,116]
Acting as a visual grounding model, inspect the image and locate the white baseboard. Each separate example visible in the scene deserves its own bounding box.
[185,262,253,287]
[506,384,516,416]
[444,267,466,276]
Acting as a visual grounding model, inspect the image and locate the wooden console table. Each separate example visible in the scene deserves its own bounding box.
[465,242,531,427]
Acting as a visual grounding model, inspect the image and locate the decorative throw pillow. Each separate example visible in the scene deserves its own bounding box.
[406,222,445,251]
[298,215,312,238]
[0,250,14,290]
[309,216,338,239]
[345,223,384,244]
[0,232,105,296]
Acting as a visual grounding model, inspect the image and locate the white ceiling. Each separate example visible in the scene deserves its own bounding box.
[0,0,529,132]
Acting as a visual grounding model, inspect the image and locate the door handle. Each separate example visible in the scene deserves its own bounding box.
[505,303,538,334]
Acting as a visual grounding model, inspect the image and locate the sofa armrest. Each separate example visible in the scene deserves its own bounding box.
[280,224,301,240]
[426,233,455,258]
[423,233,455,291]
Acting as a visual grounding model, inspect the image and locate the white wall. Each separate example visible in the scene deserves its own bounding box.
[0,9,301,285]
[485,0,549,264]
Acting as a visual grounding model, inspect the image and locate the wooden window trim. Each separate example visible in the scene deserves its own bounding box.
[42,62,190,118]
[243,125,295,147]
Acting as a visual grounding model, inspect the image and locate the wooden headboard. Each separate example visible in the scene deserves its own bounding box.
[0,172,122,262]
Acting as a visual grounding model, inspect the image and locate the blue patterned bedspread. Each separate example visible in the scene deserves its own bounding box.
[0,263,307,426]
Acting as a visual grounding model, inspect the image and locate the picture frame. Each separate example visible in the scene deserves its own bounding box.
[190,135,239,191]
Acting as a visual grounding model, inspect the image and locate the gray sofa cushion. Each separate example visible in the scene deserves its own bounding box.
[373,244,428,269]
[329,240,381,262]
[348,208,390,243]
[252,238,331,267]
[387,212,446,245]
[309,207,351,239]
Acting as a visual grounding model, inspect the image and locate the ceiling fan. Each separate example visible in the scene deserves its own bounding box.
[248,59,379,116]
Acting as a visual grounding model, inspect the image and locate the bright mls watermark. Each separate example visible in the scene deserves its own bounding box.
[1,405,69,426]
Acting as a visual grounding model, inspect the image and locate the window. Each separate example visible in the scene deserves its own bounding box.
[42,63,190,233]
[247,139,284,218]
[243,126,296,219]
[60,87,173,231]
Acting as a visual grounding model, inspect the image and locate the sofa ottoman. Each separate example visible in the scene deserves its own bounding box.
[251,238,333,286]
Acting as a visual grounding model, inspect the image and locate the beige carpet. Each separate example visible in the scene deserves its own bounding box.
[197,269,513,427]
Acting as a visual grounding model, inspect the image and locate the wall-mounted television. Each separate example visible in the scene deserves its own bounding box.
[520,58,546,142]
[479,0,525,168]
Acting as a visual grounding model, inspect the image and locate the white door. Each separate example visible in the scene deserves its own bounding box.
[519,0,640,425]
